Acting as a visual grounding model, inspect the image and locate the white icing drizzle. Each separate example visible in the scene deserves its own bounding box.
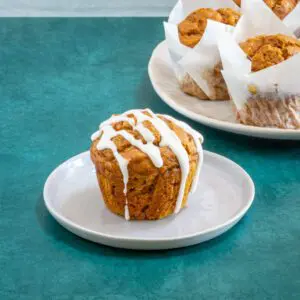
[95,126,130,193]
[111,129,163,168]
[146,115,190,214]
[135,123,155,143]
[100,115,135,129]
[126,109,190,213]
[93,125,130,220]
[159,114,204,194]
[124,205,130,221]
[91,109,203,219]
[91,131,101,141]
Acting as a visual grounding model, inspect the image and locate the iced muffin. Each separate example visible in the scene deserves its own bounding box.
[237,34,300,128]
[90,109,204,220]
[234,0,297,19]
[178,8,241,100]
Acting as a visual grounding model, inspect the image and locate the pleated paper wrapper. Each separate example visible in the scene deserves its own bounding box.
[164,0,240,100]
[283,2,300,37]
[219,0,300,129]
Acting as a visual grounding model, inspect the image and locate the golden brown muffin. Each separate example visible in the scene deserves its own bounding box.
[177,8,240,100]
[264,0,297,19]
[240,34,300,72]
[178,8,241,48]
[90,110,202,220]
[236,34,300,129]
[233,0,297,19]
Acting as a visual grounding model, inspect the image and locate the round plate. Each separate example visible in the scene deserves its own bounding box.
[43,151,254,250]
[148,41,300,140]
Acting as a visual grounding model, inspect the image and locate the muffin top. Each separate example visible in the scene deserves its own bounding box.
[240,34,300,72]
[91,110,201,168]
[233,0,297,19]
[264,0,297,19]
[178,8,241,48]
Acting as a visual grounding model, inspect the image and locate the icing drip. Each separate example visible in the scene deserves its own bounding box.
[91,131,101,141]
[126,109,191,213]
[135,123,155,143]
[159,114,204,194]
[91,109,203,219]
[100,116,135,129]
[124,205,130,221]
[110,129,163,168]
[145,115,190,214]
[95,126,129,193]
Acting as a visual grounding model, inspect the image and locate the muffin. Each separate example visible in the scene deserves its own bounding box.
[237,34,300,128]
[178,8,241,100]
[240,34,300,71]
[90,109,204,220]
[178,8,241,48]
[265,0,298,19]
[234,0,297,19]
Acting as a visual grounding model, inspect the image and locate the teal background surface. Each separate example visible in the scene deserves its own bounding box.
[0,18,300,299]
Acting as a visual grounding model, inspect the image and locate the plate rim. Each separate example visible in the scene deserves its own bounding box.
[148,40,300,140]
[43,150,255,243]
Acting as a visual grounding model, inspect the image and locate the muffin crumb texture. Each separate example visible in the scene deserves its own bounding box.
[240,34,300,72]
[264,0,297,19]
[234,0,297,19]
[178,8,241,48]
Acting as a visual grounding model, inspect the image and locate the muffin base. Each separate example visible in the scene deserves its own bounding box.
[94,162,197,220]
[91,133,200,221]
[180,74,209,100]
[237,96,300,129]
[179,64,230,101]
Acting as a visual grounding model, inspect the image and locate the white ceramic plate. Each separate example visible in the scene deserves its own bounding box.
[148,41,300,140]
[43,151,255,250]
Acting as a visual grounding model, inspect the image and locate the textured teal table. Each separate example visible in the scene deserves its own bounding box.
[0,18,300,299]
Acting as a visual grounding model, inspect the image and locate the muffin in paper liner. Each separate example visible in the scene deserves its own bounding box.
[233,0,300,36]
[284,2,300,37]
[235,0,297,19]
[263,0,298,20]
[233,0,294,42]
[218,2,300,129]
[164,0,240,101]
[179,61,230,100]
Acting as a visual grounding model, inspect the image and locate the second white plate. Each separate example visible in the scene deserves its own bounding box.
[44,151,255,250]
[148,41,300,140]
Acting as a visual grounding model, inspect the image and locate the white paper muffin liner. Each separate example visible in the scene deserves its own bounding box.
[219,0,300,129]
[239,0,300,37]
[281,1,300,37]
[237,95,300,129]
[164,0,240,100]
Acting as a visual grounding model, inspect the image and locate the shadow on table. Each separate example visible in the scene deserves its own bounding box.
[36,194,248,259]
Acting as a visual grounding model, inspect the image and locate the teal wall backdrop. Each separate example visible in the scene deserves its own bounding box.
[0,18,300,299]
